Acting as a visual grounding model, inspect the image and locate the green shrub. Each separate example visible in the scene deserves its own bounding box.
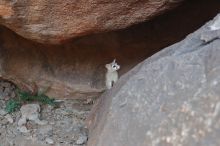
[5,99,21,113]
[5,89,57,113]
[17,90,57,106]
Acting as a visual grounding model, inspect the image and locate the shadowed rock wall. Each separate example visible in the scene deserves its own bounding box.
[0,0,219,99]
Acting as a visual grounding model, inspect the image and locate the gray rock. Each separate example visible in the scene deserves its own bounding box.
[18,126,29,133]
[0,97,89,145]
[5,114,13,124]
[37,125,53,136]
[0,80,17,100]
[45,137,54,145]
[10,92,16,98]
[1,118,8,125]
[0,109,7,116]
[18,104,48,126]
[87,14,220,146]
[76,134,88,145]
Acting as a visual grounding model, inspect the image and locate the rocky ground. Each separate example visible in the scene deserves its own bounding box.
[0,79,93,146]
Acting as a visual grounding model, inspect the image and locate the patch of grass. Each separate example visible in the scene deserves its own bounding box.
[17,90,57,106]
[5,89,57,113]
[5,99,21,113]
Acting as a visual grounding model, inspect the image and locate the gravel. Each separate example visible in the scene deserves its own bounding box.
[0,79,93,146]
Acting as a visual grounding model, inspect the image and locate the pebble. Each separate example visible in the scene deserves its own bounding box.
[18,126,29,133]
[5,114,13,123]
[45,137,54,144]
[37,125,53,136]
[76,134,88,145]
[1,118,8,125]
[10,92,16,98]
[19,103,48,125]
[0,109,7,116]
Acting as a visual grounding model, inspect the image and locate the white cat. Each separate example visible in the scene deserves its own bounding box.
[105,59,120,89]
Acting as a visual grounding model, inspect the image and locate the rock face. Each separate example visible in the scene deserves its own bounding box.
[0,0,183,44]
[0,0,219,99]
[87,14,220,146]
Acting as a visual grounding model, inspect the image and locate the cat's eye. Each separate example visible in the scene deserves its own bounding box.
[112,65,116,69]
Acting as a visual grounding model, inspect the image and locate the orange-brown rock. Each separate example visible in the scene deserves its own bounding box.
[0,0,183,44]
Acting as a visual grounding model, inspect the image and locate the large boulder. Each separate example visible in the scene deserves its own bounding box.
[87,14,220,146]
[0,0,183,44]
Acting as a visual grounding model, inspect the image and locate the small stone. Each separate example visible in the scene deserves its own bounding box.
[47,105,55,112]
[37,125,53,136]
[10,92,16,98]
[4,96,10,101]
[0,109,7,116]
[18,126,29,133]
[5,114,13,123]
[85,98,93,104]
[45,137,54,145]
[1,118,8,125]
[19,103,48,125]
[37,120,48,125]
[76,134,88,145]
[49,121,55,125]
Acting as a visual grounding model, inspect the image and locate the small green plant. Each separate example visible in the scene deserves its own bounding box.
[17,90,57,106]
[5,99,21,113]
[5,89,57,113]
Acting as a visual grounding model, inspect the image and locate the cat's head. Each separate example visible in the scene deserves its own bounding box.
[105,59,120,72]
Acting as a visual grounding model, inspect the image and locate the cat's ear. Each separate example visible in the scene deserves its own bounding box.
[113,59,116,63]
[105,64,109,69]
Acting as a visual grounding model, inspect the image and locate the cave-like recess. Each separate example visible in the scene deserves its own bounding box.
[0,0,220,99]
